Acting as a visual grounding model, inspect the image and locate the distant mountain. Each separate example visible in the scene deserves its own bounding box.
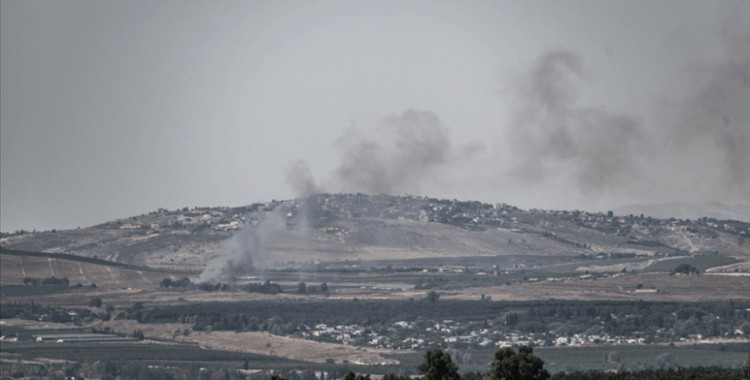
[613,202,750,223]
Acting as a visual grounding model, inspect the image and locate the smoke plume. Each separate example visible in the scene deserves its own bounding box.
[333,109,452,195]
[282,15,748,208]
[502,50,645,191]
[197,212,287,283]
[285,160,321,198]
[657,16,750,200]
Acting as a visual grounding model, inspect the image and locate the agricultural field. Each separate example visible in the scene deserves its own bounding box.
[643,256,739,273]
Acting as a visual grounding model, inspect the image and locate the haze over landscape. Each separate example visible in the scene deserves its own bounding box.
[3,3,750,377]
[2,0,748,233]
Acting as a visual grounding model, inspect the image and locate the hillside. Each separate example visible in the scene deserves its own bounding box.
[1,194,748,272]
[613,201,750,223]
[0,249,189,288]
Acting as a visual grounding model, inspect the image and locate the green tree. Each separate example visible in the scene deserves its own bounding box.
[298,282,307,294]
[462,371,482,380]
[742,352,750,380]
[343,371,356,380]
[426,291,440,302]
[674,263,699,275]
[484,346,550,380]
[89,297,103,308]
[160,278,172,288]
[266,376,288,380]
[418,348,461,380]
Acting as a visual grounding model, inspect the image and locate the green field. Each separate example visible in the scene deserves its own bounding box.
[644,256,739,273]
[0,341,315,370]
[2,334,749,375]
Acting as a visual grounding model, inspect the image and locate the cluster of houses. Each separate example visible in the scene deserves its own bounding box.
[296,319,691,351]
[101,193,748,251]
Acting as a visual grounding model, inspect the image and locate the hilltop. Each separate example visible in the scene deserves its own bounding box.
[1,194,748,272]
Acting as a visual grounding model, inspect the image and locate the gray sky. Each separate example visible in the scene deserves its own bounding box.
[2,0,748,232]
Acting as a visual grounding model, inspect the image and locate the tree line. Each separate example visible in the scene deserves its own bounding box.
[115,298,750,346]
[160,277,328,295]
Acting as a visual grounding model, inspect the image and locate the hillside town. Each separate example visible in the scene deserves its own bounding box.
[77,193,749,246]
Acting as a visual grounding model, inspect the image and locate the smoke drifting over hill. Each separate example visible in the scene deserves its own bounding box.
[278,16,749,209]
[657,16,750,200]
[333,109,452,195]
[285,160,322,199]
[284,109,460,198]
[197,212,286,283]
[502,50,645,191]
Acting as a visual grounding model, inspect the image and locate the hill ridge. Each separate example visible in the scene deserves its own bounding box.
[1,193,748,271]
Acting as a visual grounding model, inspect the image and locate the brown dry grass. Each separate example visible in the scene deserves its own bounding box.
[0,254,170,289]
[0,316,399,365]
[96,319,399,365]
[448,273,750,302]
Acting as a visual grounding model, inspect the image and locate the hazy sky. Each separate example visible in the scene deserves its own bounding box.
[2,0,749,232]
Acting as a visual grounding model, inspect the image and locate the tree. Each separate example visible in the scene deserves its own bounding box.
[674,263,699,275]
[266,376,288,380]
[132,329,145,340]
[89,297,103,308]
[298,282,307,294]
[343,371,356,380]
[426,291,440,302]
[160,278,172,288]
[418,348,461,380]
[484,346,550,380]
[383,374,410,380]
[321,282,329,292]
[742,352,750,380]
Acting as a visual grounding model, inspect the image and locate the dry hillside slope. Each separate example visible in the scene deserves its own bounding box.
[2,194,748,271]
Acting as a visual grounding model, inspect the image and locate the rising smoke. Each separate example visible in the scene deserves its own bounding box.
[656,15,750,201]
[197,212,287,283]
[284,109,460,198]
[333,109,452,195]
[285,160,321,198]
[499,21,749,206]
[502,50,646,192]
[282,18,748,210]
